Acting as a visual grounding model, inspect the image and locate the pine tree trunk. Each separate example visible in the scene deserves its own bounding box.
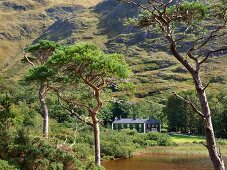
[39,83,49,138]
[193,73,225,170]
[170,41,225,170]
[92,113,101,166]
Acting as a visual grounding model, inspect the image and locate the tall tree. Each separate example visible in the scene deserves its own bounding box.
[45,43,130,166]
[24,40,61,138]
[118,0,227,169]
[164,92,202,133]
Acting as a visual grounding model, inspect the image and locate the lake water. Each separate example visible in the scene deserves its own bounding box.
[102,153,227,170]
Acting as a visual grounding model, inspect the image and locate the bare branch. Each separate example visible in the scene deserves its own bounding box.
[57,96,93,127]
[203,80,211,91]
[173,92,204,118]
[123,0,153,13]
[23,52,35,66]
[199,47,227,65]
[97,77,105,89]
[194,26,225,51]
[48,85,92,113]
[188,25,226,65]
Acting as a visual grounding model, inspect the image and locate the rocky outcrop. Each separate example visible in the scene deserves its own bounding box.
[36,17,81,42]
[46,5,84,20]
[2,1,34,11]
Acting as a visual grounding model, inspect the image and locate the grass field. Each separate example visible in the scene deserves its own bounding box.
[137,134,227,156]
[169,134,227,145]
[170,134,205,144]
[0,0,226,102]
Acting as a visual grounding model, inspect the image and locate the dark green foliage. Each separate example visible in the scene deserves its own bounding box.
[164,90,227,137]
[25,66,55,83]
[47,96,71,123]
[14,129,31,146]
[110,99,163,121]
[24,40,61,54]
[209,91,227,138]
[164,91,202,133]
[0,93,15,128]
[47,43,130,79]
[3,129,86,170]
[168,1,208,23]
[24,40,63,84]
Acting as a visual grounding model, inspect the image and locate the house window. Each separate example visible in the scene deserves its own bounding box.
[139,124,142,128]
[132,124,135,128]
[121,124,123,129]
[155,124,158,128]
[148,124,151,128]
[127,124,130,128]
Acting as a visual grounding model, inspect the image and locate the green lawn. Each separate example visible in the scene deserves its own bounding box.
[169,134,227,145]
[137,134,227,156]
[169,134,205,144]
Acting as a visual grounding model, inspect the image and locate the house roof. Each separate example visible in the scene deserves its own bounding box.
[113,118,144,124]
[112,118,160,124]
[144,119,160,124]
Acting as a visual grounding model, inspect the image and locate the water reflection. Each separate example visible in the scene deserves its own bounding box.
[102,153,227,170]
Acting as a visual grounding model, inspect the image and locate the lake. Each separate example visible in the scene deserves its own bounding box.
[102,153,227,170]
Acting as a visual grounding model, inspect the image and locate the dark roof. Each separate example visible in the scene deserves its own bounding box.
[144,119,160,124]
[112,118,160,124]
[113,118,144,124]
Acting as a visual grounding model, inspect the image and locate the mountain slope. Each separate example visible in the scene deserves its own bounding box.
[0,0,101,71]
[0,0,226,102]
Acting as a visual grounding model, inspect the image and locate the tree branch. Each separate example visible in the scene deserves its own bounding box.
[122,0,153,13]
[199,47,227,65]
[202,80,211,91]
[23,52,35,66]
[48,85,92,113]
[173,92,204,118]
[57,95,93,127]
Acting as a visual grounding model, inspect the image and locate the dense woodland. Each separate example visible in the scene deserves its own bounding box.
[0,0,227,170]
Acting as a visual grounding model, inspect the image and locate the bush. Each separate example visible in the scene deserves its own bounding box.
[145,132,174,146]
[145,140,157,146]
[4,128,86,170]
[101,129,136,158]
[0,160,18,170]
[50,162,64,170]
[73,143,93,159]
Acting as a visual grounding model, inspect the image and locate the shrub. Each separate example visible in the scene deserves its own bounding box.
[0,160,18,170]
[101,129,136,158]
[73,143,93,159]
[145,140,157,146]
[145,132,174,146]
[50,162,64,170]
[4,128,86,170]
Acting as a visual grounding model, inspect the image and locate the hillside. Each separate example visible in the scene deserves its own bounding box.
[0,0,226,103]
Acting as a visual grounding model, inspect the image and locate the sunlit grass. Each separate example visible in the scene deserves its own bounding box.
[0,0,226,100]
[137,134,227,156]
[170,134,205,144]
